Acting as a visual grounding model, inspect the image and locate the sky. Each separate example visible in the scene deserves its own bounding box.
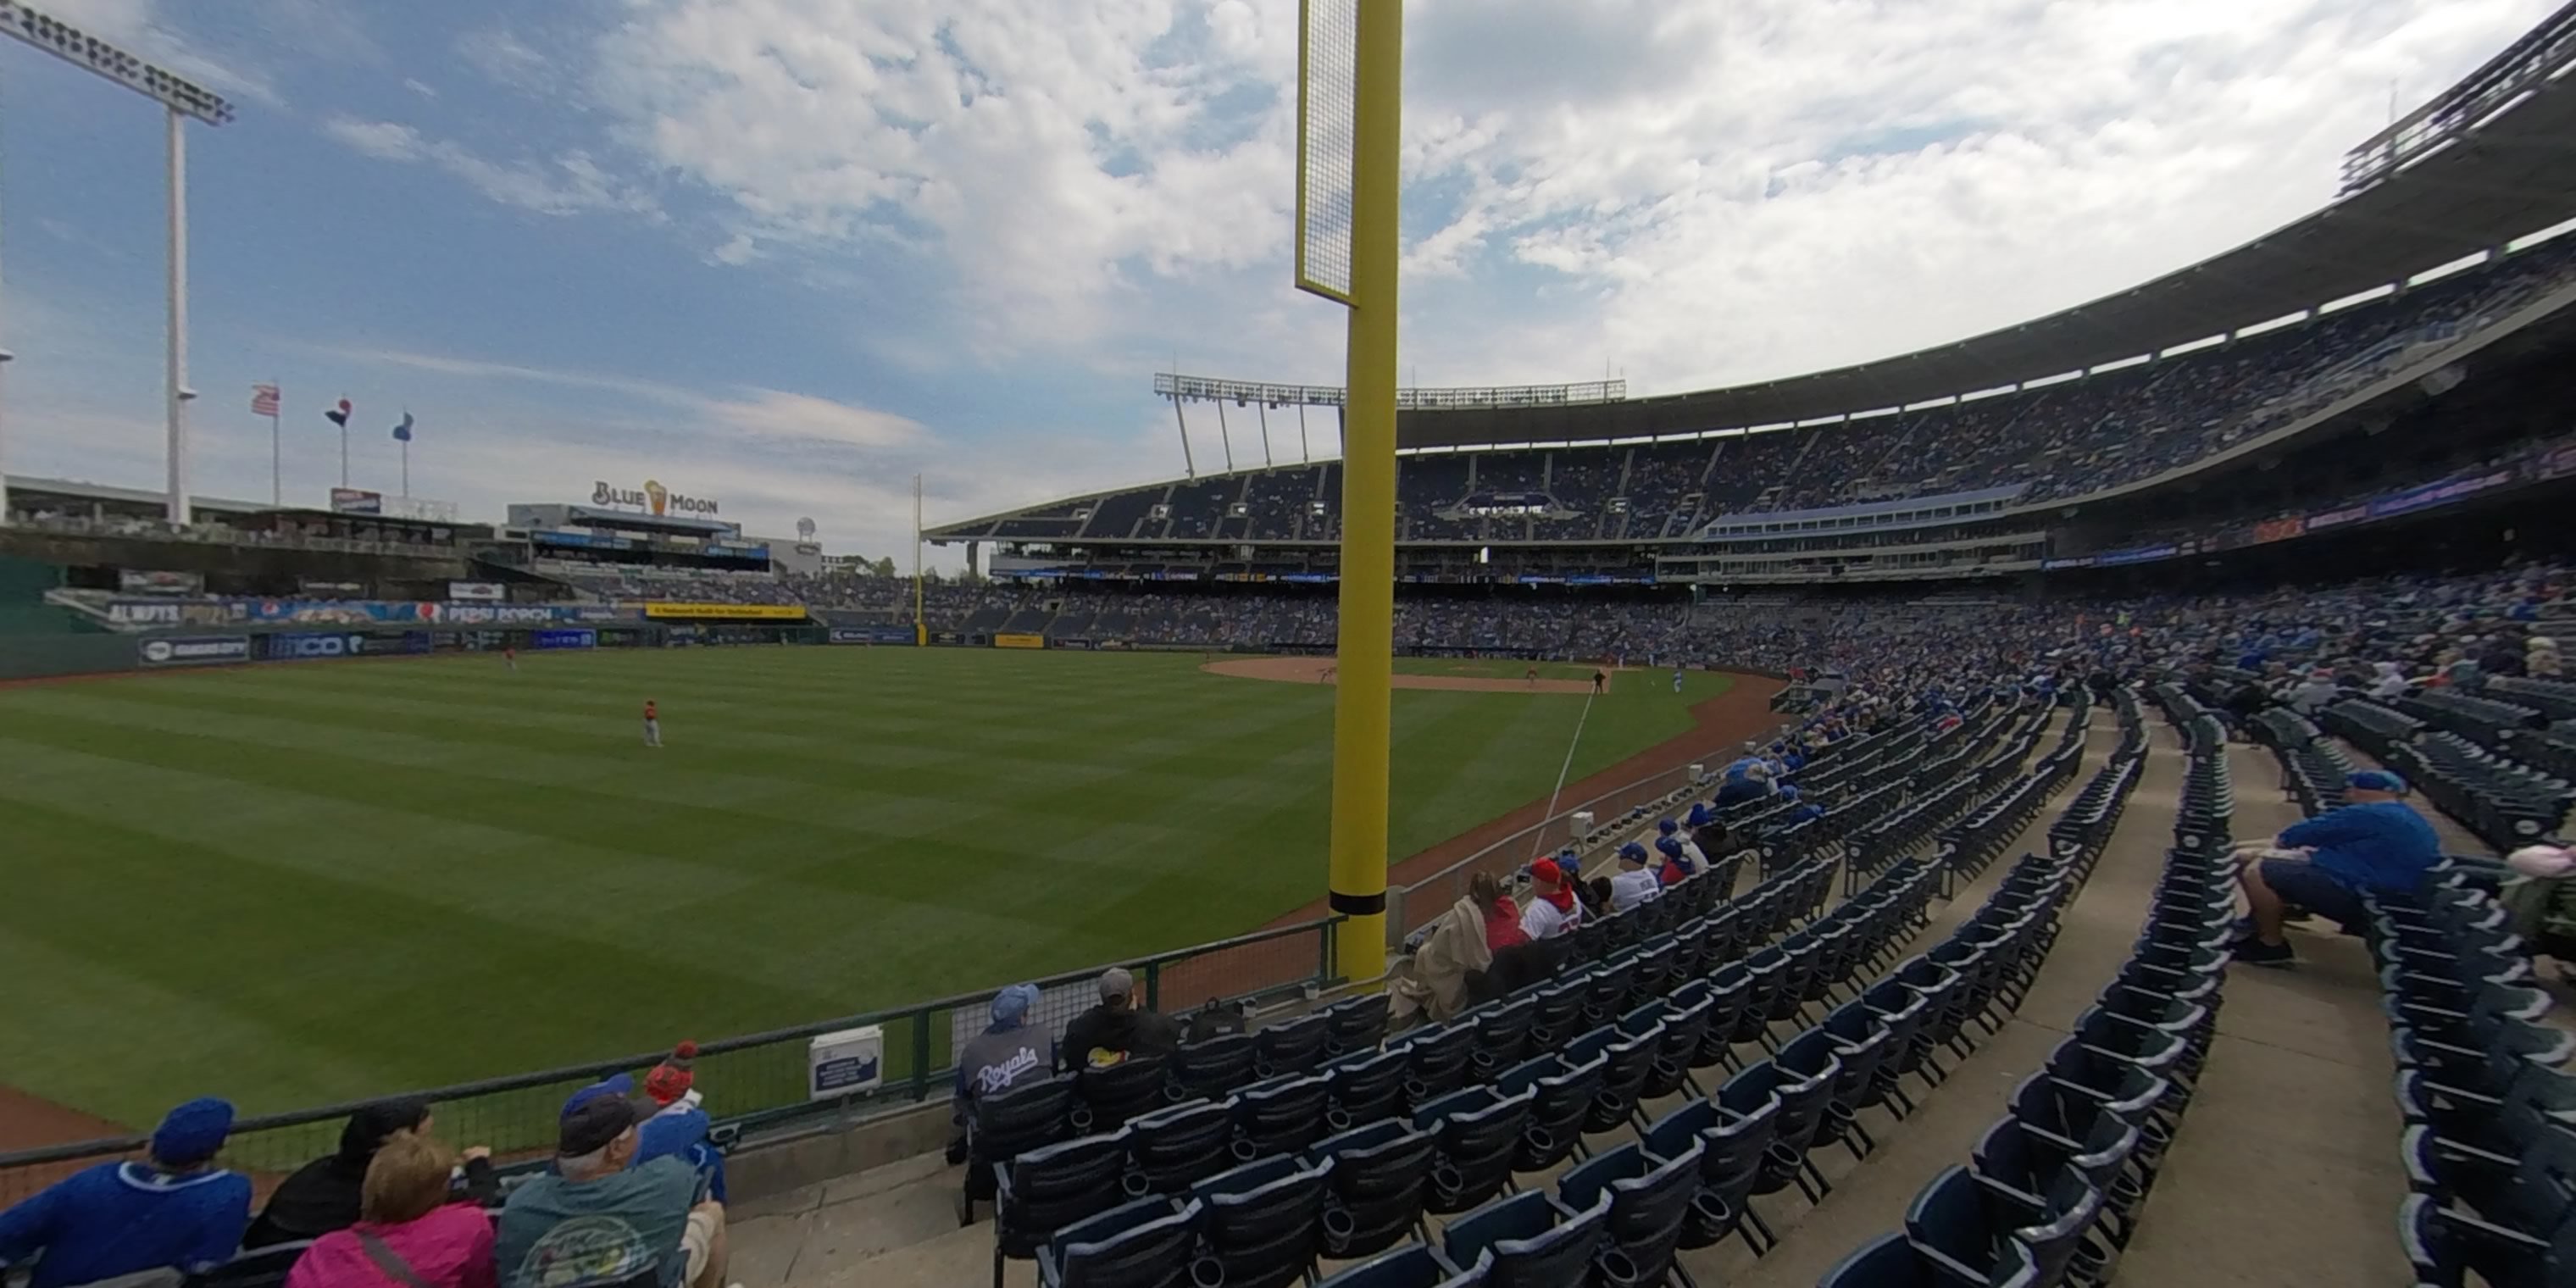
[0,0,2561,564]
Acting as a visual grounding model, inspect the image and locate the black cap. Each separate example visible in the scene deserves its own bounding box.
[558,1094,638,1158]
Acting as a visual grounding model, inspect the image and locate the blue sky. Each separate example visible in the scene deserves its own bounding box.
[2,0,2557,561]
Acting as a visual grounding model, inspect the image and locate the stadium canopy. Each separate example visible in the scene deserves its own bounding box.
[1400,74,2576,450]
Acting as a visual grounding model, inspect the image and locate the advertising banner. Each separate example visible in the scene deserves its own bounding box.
[2251,517,2306,544]
[2306,502,2368,530]
[2092,545,2179,568]
[532,628,597,650]
[108,600,244,628]
[137,636,251,668]
[119,569,205,596]
[2367,469,2513,519]
[807,1025,884,1101]
[330,487,384,515]
[930,630,966,647]
[642,602,808,621]
[993,632,1046,649]
[261,632,371,662]
[1054,638,1096,650]
[449,581,507,602]
[828,625,917,645]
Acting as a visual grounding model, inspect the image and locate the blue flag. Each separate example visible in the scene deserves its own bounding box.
[392,412,414,442]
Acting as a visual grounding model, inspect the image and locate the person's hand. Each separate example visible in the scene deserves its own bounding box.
[461,1146,493,1163]
[691,1200,725,1217]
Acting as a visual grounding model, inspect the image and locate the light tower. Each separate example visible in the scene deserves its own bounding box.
[0,1,236,526]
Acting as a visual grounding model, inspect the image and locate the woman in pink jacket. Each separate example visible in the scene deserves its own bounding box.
[286,1135,496,1288]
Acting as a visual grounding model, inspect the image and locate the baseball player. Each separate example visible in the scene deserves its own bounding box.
[643,698,662,747]
[502,645,518,673]
[1671,666,1685,694]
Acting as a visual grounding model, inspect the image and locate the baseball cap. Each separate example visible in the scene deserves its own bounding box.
[1657,819,1677,835]
[2347,769,2408,795]
[559,1077,640,1157]
[1531,858,1565,886]
[1099,967,1135,1002]
[1618,842,1648,864]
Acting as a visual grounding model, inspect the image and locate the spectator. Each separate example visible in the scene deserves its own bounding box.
[949,984,1054,1160]
[630,1045,726,1205]
[0,1097,252,1288]
[492,1082,727,1288]
[1607,842,1662,913]
[1475,871,1529,952]
[246,1097,497,1249]
[2233,770,2440,967]
[1653,835,1697,886]
[1391,880,1499,1027]
[1518,858,1583,940]
[1713,763,1773,808]
[283,1134,497,1288]
[1059,968,1181,1070]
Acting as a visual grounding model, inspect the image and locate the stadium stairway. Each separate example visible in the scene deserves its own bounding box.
[2103,739,2416,1285]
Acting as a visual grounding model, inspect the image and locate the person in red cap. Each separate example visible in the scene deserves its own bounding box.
[630,1043,726,1204]
[1518,858,1583,941]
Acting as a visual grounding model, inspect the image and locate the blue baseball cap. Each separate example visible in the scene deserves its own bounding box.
[1657,818,1677,835]
[1618,841,1648,863]
[2347,769,2408,795]
[1655,836,1683,858]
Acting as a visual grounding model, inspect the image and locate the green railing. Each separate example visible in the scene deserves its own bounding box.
[0,917,1341,1206]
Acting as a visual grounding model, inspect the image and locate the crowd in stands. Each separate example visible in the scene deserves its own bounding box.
[945,232,2576,543]
[0,1045,730,1288]
[544,564,803,607]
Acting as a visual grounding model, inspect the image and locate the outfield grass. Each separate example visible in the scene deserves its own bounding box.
[1391,658,1607,681]
[0,648,1730,1124]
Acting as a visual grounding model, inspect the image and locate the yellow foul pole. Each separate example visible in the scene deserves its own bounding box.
[1328,0,1400,983]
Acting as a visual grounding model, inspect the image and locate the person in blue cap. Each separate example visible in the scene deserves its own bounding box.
[2233,769,2440,967]
[0,1096,251,1288]
[1608,842,1662,913]
[948,983,1055,1161]
[494,1080,727,1288]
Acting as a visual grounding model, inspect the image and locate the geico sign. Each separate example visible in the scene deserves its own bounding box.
[280,635,366,659]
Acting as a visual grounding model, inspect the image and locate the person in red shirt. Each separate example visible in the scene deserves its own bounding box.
[643,700,661,747]
[502,646,517,673]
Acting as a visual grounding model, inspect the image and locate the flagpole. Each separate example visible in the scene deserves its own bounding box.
[340,420,348,488]
[401,438,409,497]
[269,380,280,507]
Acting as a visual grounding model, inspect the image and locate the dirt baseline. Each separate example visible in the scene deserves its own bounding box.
[1202,655,1607,693]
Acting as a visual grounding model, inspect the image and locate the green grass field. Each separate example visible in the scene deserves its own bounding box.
[0,648,1732,1126]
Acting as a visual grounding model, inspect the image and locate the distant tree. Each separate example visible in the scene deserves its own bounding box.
[873,557,898,578]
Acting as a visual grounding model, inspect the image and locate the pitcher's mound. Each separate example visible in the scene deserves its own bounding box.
[1203,656,1604,693]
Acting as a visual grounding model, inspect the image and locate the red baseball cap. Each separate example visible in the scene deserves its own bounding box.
[1530,858,1564,886]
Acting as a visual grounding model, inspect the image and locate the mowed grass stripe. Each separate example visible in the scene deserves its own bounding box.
[0,798,851,1120]
[0,650,1729,1124]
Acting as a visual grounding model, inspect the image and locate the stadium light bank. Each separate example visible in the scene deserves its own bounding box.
[0,0,235,529]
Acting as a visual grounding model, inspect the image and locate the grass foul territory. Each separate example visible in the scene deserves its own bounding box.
[0,647,1735,1126]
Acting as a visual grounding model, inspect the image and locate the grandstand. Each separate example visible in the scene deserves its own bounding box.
[8,9,2576,1288]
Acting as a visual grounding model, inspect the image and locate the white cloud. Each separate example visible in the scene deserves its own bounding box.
[557,0,2558,398]
[587,0,1300,353]
[321,117,661,219]
[403,78,439,99]
[457,26,550,93]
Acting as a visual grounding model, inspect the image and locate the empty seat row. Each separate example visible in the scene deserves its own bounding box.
[2366,862,2576,1286]
[1819,760,2222,1288]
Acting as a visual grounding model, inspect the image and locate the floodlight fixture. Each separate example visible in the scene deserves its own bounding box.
[0,0,234,526]
[0,1,235,123]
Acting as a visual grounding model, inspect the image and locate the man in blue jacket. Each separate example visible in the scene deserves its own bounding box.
[0,1097,250,1288]
[2235,769,2440,966]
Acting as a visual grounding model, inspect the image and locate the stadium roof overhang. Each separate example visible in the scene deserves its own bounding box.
[1398,76,2576,450]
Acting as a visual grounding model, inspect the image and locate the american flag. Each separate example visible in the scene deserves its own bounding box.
[251,384,280,417]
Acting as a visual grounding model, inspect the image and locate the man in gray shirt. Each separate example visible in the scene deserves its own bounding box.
[495,1081,727,1288]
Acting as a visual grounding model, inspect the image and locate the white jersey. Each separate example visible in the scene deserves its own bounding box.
[1520,895,1579,941]
[1608,868,1662,913]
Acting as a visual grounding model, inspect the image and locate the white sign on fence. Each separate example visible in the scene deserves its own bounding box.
[807,1026,884,1101]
